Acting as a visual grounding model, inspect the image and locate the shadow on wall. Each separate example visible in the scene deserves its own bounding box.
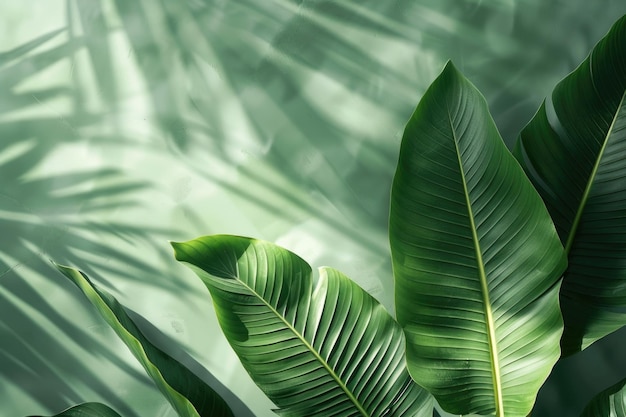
[2,0,626,415]
[126,309,257,417]
[0,18,181,417]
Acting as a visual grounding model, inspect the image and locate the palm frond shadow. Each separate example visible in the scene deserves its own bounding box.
[3,1,626,415]
[0,22,185,416]
[92,0,626,250]
[399,0,626,145]
[70,0,119,109]
[118,2,626,416]
[125,309,257,417]
[0,28,66,62]
[125,0,413,252]
[0,133,180,290]
[110,0,195,151]
[102,0,626,290]
[0,262,150,417]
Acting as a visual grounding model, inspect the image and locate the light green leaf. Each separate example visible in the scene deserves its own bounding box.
[54,264,234,417]
[172,235,432,417]
[390,62,567,417]
[28,402,122,417]
[514,15,626,355]
[581,378,626,417]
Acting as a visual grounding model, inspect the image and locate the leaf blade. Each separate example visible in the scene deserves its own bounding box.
[172,235,433,417]
[54,264,234,417]
[581,378,626,417]
[514,14,626,355]
[28,402,122,417]
[390,62,567,417]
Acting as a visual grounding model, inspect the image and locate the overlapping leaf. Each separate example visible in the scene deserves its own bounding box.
[390,62,567,417]
[54,265,234,417]
[29,402,122,417]
[514,14,626,355]
[581,378,626,417]
[172,235,432,417]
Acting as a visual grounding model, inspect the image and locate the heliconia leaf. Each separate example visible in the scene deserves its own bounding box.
[54,264,234,417]
[389,61,567,417]
[514,14,626,355]
[172,235,433,417]
[27,402,122,417]
[581,378,626,417]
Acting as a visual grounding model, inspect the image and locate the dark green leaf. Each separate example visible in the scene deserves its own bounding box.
[390,62,567,417]
[581,378,626,417]
[514,14,626,355]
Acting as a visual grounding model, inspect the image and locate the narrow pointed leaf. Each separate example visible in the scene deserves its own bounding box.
[390,62,567,417]
[28,403,122,417]
[514,15,626,355]
[172,235,433,417]
[581,378,626,417]
[54,264,234,417]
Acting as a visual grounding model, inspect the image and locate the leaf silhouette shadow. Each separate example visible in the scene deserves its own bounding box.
[0,20,187,417]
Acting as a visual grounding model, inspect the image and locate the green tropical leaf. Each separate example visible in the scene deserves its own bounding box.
[28,402,122,417]
[172,235,433,417]
[389,61,567,417]
[581,378,626,417]
[514,14,626,355]
[54,264,234,417]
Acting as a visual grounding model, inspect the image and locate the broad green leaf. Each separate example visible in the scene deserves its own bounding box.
[581,378,626,417]
[390,62,567,417]
[514,15,626,355]
[172,235,433,417]
[28,402,122,417]
[54,264,234,417]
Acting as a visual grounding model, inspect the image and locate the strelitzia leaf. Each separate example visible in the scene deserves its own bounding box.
[390,61,567,417]
[172,235,433,417]
[514,14,626,355]
[54,264,234,417]
[28,402,122,417]
[581,378,626,417]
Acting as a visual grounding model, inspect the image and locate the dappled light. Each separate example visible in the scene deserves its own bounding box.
[2,1,626,416]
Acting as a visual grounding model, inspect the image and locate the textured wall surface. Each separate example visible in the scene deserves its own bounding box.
[2,1,625,416]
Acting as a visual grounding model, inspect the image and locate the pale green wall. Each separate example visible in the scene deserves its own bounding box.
[2,1,625,416]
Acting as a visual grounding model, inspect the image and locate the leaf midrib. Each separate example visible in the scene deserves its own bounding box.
[235,257,370,417]
[564,88,626,254]
[449,110,504,417]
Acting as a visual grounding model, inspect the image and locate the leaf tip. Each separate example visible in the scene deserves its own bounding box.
[169,240,184,259]
[51,261,73,277]
[170,240,200,267]
[443,59,455,71]
[441,59,464,81]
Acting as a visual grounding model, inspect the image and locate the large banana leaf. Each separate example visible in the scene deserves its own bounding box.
[514,14,626,355]
[55,265,234,417]
[389,62,567,417]
[172,235,433,417]
[581,378,626,417]
[29,402,122,417]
